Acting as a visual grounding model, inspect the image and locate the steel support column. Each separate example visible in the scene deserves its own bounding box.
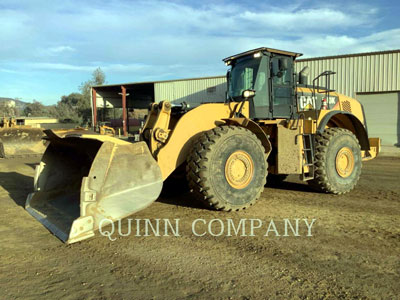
[121,86,128,136]
[92,88,97,128]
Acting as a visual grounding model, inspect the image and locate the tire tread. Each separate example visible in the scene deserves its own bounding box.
[186,126,267,211]
[309,128,361,194]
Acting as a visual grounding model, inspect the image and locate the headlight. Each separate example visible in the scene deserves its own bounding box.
[242,90,255,98]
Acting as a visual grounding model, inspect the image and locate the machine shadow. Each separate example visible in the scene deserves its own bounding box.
[157,190,207,210]
[158,178,318,210]
[266,180,316,193]
[25,163,38,170]
[0,171,33,207]
[156,170,208,210]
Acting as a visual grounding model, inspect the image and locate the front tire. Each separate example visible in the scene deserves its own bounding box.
[186,126,267,211]
[309,128,362,194]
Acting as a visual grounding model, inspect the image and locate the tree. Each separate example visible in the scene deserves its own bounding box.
[0,101,20,117]
[23,100,49,117]
[78,67,106,124]
[53,93,83,123]
[79,67,106,100]
[18,68,107,125]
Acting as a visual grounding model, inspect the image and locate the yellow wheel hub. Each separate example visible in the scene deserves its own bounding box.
[225,150,254,189]
[335,147,355,178]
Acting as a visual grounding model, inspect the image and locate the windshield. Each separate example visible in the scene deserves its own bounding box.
[228,56,262,99]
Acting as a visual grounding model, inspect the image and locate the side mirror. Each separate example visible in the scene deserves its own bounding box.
[242,89,256,98]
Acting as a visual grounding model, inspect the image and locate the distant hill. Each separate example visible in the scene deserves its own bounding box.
[0,97,28,109]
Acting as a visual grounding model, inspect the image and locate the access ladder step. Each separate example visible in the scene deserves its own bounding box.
[302,134,315,181]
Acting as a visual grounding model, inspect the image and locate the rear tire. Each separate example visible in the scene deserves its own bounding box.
[186,126,267,211]
[309,128,362,194]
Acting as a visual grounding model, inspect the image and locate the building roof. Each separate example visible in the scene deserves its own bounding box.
[92,75,225,89]
[297,49,400,62]
[16,116,57,120]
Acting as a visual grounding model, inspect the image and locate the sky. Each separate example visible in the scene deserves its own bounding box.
[0,0,399,105]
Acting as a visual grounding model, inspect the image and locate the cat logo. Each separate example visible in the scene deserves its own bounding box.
[299,96,316,110]
[298,95,337,110]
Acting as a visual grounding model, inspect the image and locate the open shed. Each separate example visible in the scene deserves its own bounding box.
[91,76,226,136]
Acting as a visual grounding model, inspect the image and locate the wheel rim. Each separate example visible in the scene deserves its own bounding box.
[335,147,355,178]
[225,150,254,189]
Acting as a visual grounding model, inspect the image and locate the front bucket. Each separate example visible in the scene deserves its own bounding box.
[25,130,163,243]
[0,127,46,158]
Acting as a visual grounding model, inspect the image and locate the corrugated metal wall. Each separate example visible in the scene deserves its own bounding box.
[154,76,227,105]
[93,50,399,111]
[295,51,400,97]
[154,50,400,106]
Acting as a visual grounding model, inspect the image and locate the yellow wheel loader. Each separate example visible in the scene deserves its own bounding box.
[26,47,380,243]
[0,117,47,158]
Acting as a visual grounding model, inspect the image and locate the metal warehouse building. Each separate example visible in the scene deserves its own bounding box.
[92,49,399,146]
[295,49,400,147]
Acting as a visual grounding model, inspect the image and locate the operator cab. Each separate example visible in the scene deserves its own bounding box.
[224,47,302,120]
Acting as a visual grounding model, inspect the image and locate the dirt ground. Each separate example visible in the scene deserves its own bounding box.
[0,156,399,300]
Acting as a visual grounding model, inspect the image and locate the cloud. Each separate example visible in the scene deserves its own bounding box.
[25,62,94,71]
[0,68,20,74]
[292,28,400,58]
[23,62,150,72]
[0,0,398,104]
[46,46,75,55]
[0,0,385,63]
[17,61,212,82]
[238,8,371,32]
[361,29,400,49]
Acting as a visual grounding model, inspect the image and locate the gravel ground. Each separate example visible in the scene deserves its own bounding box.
[0,156,399,299]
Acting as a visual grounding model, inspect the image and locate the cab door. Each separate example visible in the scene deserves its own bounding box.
[251,56,271,119]
[270,56,294,118]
